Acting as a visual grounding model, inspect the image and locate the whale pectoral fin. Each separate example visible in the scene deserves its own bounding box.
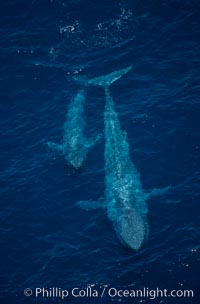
[87,134,102,148]
[47,142,63,154]
[145,186,173,200]
[77,199,106,211]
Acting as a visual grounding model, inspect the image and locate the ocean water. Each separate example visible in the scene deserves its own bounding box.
[0,1,200,303]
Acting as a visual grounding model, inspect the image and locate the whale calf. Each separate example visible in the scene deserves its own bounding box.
[47,89,100,169]
[78,66,149,250]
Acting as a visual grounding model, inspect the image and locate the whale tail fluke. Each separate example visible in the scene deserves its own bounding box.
[72,75,89,87]
[88,65,132,88]
[73,65,132,89]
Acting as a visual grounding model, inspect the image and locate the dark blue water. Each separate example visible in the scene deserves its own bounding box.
[0,1,200,303]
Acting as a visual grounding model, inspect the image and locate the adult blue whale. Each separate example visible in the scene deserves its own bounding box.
[47,89,100,169]
[78,66,149,250]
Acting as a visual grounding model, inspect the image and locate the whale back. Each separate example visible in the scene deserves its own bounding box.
[102,73,148,250]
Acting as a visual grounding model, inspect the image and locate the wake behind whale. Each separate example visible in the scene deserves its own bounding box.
[79,66,149,250]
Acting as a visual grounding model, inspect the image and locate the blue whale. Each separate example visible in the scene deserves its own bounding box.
[78,66,149,250]
[47,89,100,169]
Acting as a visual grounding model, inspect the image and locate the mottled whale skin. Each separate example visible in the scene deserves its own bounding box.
[104,84,148,250]
[79,66,149,250]
[47,89,99,169]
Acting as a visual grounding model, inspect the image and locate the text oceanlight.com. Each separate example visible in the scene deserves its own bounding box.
[24,286,194,300]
